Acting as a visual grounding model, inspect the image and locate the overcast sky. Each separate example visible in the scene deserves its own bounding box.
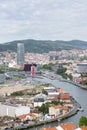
[0,0,87,43]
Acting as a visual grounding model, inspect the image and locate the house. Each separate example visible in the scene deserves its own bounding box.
[43,86,56,93]
[49,105,63,117]
[61,122,76,130]
[41,123,87,130]
[62,106,69,115]
[64,102,74,108]
[42,123,76,130]
[17,113,36,121]
[33,93,47,107]
[80,126,87,130]
[60,93,71,102]
[56,88,63,93]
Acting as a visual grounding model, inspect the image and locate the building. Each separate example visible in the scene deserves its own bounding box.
[31,64,35,77]
[43,86,56,93]
[42,123,76,130]
[60,93,71,102]
[77,63,87,74]
[49,105,63,117]
[17,43,25,65]
[0,103,30,117]
[33,93,47,107]
[24,63,37,76]
[24,64,37,71]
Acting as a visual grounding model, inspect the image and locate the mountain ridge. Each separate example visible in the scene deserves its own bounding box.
[0,39,87,53]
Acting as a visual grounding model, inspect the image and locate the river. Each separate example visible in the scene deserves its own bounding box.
[23,76,87,130]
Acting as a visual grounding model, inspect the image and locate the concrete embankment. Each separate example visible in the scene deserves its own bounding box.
[14,98,81,130]
[59,78,87,90]
[11,77,82,130]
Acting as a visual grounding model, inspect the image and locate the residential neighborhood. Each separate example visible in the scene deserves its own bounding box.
[0,48,87,130]
[0,78,77,130]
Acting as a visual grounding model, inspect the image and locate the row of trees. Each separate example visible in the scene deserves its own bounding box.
[0,64,23,74]
[57,67,73,80]
[42,63,53,70]
[42,63,73,80]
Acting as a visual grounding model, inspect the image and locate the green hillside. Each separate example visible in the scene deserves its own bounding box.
[0,39,87,53]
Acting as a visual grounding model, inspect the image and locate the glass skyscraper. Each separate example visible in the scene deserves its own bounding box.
[17,43,25,65]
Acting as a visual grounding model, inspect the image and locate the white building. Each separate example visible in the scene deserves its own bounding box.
[33,93,47,107]
[48,92,59,97]
[49,105,62,117]
[43,86,56,93]
[0,103,30,117]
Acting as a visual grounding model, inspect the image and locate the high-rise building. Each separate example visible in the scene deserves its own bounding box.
[31,64,35,77]
[17,43,25,65]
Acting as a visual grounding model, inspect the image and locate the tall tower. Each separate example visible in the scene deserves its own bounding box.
[31,64,35,77]
[17,43,25,65]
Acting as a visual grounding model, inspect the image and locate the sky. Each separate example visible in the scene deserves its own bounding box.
[0,0,87,43]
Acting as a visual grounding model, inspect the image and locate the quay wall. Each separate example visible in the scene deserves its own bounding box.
[60,78,87,90]
[14,98,81,130]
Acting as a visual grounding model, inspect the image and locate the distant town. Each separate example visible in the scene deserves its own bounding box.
[0,43,87,130]
[0,43,87,84]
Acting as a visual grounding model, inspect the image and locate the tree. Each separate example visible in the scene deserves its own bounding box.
[79,116,87,126]
[36,103,50,114]
[42,63,53,70]
[68,74,73,80]
[57,67,67,75]
[51,100,64,105]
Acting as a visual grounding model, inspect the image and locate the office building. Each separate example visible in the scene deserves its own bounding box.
[17,43,25,65]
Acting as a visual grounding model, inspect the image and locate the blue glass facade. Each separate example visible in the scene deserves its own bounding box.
[17,43,25,65]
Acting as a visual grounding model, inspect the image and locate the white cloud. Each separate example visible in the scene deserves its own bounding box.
[0,0,87,43]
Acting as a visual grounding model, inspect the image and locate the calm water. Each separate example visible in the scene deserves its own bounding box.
[24,77,87,130]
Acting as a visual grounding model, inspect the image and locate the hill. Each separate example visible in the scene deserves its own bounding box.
[0,39,87,53]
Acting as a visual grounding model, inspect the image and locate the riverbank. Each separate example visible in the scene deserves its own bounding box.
[59,78,87,90]
[1,75,82,130]
[12,77,82,130]
[13,97,81,130]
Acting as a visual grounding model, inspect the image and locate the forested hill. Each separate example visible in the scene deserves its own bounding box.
[0,39,87,53]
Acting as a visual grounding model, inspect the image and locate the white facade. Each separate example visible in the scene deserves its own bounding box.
[48,92,59,96]
[0,103,30,117]
[44,87,56,90]
[49,106,62,117]
[34,102,44,107]
[15,106,30,116]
